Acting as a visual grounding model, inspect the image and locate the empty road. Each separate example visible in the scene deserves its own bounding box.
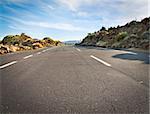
[0,46,149,114]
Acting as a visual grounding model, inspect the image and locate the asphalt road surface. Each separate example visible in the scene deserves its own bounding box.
[0,46,149,114]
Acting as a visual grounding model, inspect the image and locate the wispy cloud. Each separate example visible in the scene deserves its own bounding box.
[0,0,149,40]
[77,11,88,17]
[57,0,99,11]
[8,25,31,30]
[57,0,79,11]
[57,0,149,19]
[0,0,29,5]
[47,5,55,10]
[1,15,85,31]
[30,22,85,31]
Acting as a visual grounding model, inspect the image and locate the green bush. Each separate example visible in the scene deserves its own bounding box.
[43,37,54,43]
[2,35,20,45]
[96,40,107,47]
[115,32,128,42]
[100,26,106,31]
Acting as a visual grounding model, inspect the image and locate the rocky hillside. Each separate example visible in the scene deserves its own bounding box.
[0,33,61,55]
[79,17,149,50]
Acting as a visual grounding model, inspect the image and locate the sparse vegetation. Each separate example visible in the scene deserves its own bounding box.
[115,32,128,42]
[0,33,62,55]
[79,17,150,50]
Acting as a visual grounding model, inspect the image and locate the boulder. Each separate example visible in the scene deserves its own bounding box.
[19,45,32,51]
[0,44,10,54]
[9,45,20,52]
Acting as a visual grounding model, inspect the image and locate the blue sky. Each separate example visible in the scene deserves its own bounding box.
[0,0,149,41]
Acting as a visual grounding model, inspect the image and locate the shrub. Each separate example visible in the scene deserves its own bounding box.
[96,40,107,47]
[2,35,20,45]
[100,26,106,31]
[115,32,128,42]
[141,31,150,40]
[43,37,54,43]
[54,40,61,46]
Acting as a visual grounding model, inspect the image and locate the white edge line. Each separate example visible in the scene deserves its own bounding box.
[90,55,111,67]
[0,61,18,69]
[127,52,137,55]
[23,54,33,59]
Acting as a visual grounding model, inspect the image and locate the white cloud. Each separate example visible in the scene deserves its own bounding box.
[57,0,149,20]
[47,5,55,10]
[1,15,85,31]
[8,0,25,2]
[36,22,85,31]
[77,11,88,16]
[39,1,55,11]
[57,0,101,11]
[1,0,149,40]
[57,0,80,11]
[0,0,29,4]
[8,25,32,30]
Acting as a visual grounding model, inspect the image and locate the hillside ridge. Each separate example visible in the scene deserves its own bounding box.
[78,17,149,50]
[0,33,61,55]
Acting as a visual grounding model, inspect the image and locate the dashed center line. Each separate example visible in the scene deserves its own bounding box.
[23,54,33,59]
[76,48,81,52]
[0,61,18,69]
[42,50,46,52]
[90,55,111,67]
[37,52,41,55]
[46,48,50,51]
[0,47,57,69]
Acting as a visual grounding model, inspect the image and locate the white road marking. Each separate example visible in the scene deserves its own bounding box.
[139,81,144,84]
[42,50,46,52]
[41,47,57,53]
[90,55,111,67]
[127,52,137,55]
[76,48,81,52]
[0,61,18,69]
[37,52,41,55]
[23,54,33,59]
[44,48,49,51]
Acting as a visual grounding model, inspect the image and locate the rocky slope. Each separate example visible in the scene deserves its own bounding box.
[78,17,149,50]
[0,33,61,55]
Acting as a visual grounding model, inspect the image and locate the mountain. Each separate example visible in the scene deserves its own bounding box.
[64,40,81,44]
[78,17,149,50]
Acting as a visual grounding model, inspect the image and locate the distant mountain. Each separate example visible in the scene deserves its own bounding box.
[78,17,149,50]
[64,40,81,44]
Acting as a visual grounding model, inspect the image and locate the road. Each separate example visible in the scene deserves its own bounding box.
[0,46,149,114]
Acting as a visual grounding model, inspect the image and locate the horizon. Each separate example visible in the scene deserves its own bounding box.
[0,0,149,41]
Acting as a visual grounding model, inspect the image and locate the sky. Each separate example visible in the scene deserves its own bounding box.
[0,0,149,41]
